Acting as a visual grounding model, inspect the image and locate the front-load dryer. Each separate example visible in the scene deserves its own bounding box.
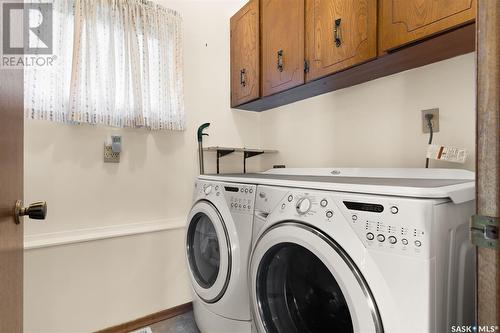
[200,168,475,333]
[186,179,256,333]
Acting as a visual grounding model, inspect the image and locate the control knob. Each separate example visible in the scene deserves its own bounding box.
[204,185,212,195]
[296,197,312,215]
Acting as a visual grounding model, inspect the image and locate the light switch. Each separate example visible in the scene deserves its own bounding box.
[111,135,122,153]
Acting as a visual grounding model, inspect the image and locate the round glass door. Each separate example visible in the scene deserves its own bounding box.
[250,222,383,333]
[186,201,231,303]
[257,243,353,333]
[187,212,220,288]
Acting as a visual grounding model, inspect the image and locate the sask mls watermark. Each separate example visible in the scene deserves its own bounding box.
[451,325,500,333]
[1,1,56,67]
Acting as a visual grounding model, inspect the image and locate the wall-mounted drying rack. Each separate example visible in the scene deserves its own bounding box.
[203,146,278,173]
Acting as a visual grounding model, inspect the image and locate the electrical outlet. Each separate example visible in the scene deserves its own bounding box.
[104,145,120,163]
[421,108,440,133]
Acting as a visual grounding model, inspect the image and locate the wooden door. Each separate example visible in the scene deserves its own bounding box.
[379,0,476,53]
[0,69,24,332]
[476,0,500,326]
[305,0,377,82]
[230,0,260,107]
[261,0,305,96]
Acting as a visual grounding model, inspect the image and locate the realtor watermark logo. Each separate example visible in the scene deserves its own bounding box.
[1,1,55,67]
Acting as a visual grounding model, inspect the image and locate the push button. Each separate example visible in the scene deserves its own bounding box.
[390,206,399,214]
[415,240,422,247]
[401,238,408,245]
[366,233,374,240]
[388,236,397,244]
[287,195,293,202]
[377,234,385,242]
[326,210,333,219]
[320,199,328,207]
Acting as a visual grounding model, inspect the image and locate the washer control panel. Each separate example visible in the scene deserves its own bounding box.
[338,196,433,258]
[254,185,435,258]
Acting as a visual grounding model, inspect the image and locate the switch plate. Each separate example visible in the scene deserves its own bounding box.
[111,135,122,153]
[421,108,440,133]
[104,145,120,163]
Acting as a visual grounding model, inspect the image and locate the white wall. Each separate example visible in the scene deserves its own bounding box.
[260,53,476,171]
[23,0,476,331]
[24,229,188,332]
[24,1,257,332]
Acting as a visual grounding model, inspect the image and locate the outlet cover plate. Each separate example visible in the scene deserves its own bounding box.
[104,145,120,163]
[421,108,440,133]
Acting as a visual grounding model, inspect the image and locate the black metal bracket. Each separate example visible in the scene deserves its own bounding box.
[216,149,235,174]
[204,147,277,174]
[243,150,265,173]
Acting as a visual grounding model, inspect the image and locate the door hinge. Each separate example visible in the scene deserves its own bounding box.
[304,60,310,73]
[471,215,499,250]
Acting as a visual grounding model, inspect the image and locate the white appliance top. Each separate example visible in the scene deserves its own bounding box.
[198,168,475,204]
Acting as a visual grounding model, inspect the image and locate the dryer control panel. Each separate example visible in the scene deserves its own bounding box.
[195,181,256,216]
[224,184,256,214]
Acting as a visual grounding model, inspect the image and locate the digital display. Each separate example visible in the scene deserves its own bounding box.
[343,201,384,213]
[225,186,240,192]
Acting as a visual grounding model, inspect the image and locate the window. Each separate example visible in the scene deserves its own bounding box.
[25,0,185,130]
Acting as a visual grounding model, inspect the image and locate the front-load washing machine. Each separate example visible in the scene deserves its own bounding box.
[242,168,475,333]
[186,179,256,333]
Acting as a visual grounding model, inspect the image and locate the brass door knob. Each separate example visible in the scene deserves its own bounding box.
[14,200,47,224]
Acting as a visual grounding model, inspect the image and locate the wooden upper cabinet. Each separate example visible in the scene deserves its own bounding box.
[230,0,475,110]
[230,0,260,107]
[305,0,377,82]
[379,0,476,53]
[261,0,305,96]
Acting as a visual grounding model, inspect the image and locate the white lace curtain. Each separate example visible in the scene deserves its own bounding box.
[25,0,185,130]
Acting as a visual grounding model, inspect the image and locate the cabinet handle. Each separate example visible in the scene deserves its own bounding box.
[334,18,342,47]
[240,68,246,87]
[277,50,284,72]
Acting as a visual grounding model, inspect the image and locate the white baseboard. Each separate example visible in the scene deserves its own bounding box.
[24,217,186,250]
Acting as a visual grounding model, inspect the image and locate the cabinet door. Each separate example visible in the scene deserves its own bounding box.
[379,0,476,53]
[261,0,305,96]
[305,0,377,82]
[230,0,259,107]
